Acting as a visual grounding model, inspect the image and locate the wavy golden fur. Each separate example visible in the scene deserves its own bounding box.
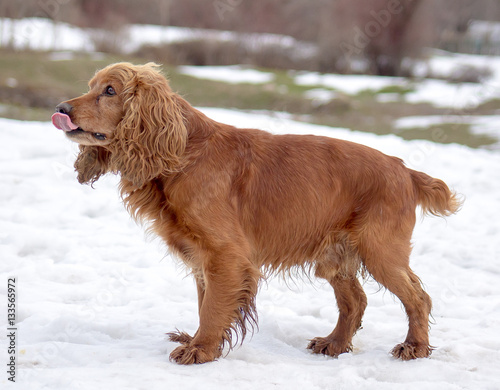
[55,62,461,364]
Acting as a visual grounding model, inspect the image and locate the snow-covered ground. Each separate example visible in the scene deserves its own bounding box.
[295,73,407,95]
[1,109,499,389]
[178,65,275,84]
[1,18,500,386]
[294,53,500,110]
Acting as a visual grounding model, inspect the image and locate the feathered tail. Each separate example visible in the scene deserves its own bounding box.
[410,169,463,217]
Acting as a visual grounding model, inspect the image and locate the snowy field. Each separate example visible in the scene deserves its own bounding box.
[1,109,499,389]
[1,15,500,389]
[177,65,275,85]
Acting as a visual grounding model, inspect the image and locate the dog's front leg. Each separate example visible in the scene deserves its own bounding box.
[169,247,260,364]
[167,274,205,346]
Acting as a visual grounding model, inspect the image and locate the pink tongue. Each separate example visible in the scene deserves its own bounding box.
[51,113,79,132]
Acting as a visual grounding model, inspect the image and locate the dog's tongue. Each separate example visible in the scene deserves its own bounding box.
[51,113,79,132]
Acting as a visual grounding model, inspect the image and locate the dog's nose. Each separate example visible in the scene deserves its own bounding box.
[55,102,73,115]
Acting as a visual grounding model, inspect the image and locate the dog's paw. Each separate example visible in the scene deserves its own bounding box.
[391,342,432,360]
[307,337,352,357]
[167,330,194,345]
[169,344,221,365]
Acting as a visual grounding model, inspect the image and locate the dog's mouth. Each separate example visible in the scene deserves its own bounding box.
[67,128,106,140]
[51,113,106,140]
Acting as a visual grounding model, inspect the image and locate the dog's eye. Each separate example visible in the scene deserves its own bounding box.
[104,86,116,96]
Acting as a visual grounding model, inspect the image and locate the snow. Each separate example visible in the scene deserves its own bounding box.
[405,79,499,109]
[395,115,500,139]
[1,16,500,386]
[424,51,500,82]
[295,69,500,109]
[294,50,500,109]
[304,88,339,101]
[295,73,407,95]
[467,20,500,44]
[0,18,94,52]
[407,52,500,109]
[1,109,500,389]
[0,18,191,52]
[125,23,317,58]
[177,65,275,84]
[0,17,316,58]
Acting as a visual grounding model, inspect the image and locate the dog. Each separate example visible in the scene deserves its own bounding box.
[52,62,461,364]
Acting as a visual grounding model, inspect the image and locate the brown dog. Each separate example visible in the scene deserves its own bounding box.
[52,62,461,364]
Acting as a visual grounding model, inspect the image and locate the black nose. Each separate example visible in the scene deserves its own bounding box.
[55,102,73,115]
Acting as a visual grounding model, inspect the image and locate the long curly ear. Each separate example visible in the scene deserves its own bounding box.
[110,64,187,188]
[74,145,111,185]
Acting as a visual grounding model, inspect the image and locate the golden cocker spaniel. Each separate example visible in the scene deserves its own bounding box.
[52,63,461,364]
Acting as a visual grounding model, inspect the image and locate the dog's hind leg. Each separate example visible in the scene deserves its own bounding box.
[308,253,367,357]
[359,229,433,360]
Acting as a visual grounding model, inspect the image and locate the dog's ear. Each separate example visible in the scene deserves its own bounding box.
[110,64,187,188]
[74,145,111,185]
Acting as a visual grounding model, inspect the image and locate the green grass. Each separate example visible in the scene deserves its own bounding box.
[0,51,111,94]
[0,103,51,122]
[476,98,500,113]
[1,49,498,149]
[395,123,498,148]
[169,68,315,113]
[376,85,415,95]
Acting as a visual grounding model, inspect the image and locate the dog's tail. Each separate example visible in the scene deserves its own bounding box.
[410,169,462,217]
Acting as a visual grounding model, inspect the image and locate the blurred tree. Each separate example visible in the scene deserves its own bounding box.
[0,0,30,48]
[75,0,122,28]
[318,0,426,76]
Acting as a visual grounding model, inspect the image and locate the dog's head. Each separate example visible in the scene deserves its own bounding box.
[53,62,187,187]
